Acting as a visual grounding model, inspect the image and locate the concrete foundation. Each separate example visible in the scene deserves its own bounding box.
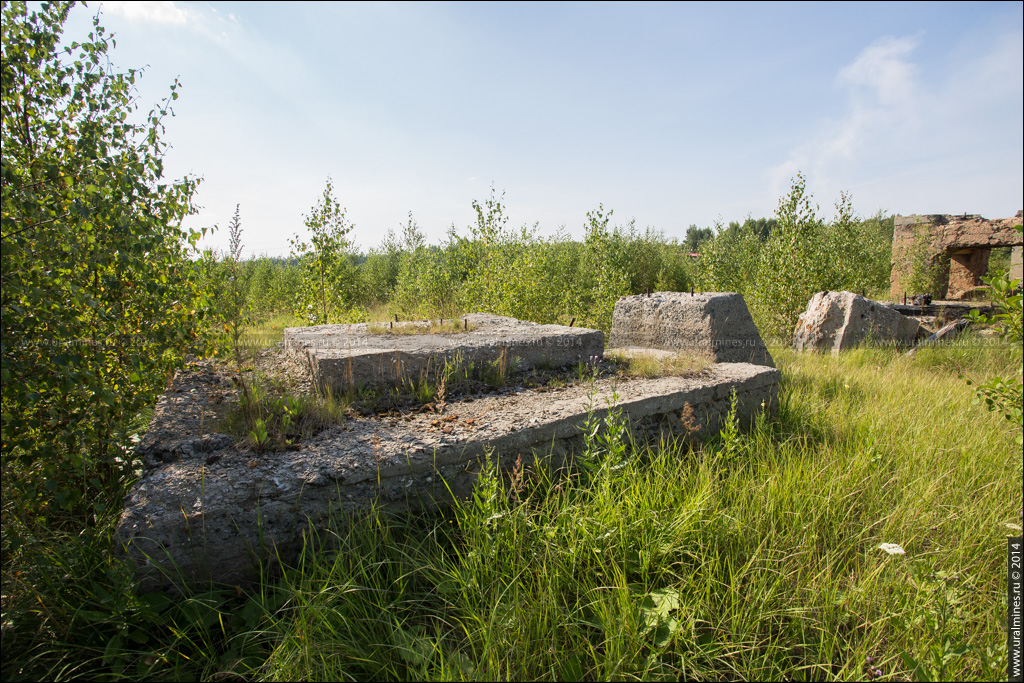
[118,360,778,591]
[284,313,604,391]
[118,304,780,591]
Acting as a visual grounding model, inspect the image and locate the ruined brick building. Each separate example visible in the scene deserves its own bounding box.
[890,211,1023,300]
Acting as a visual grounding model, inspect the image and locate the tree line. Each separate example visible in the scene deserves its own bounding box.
[2,1,896,522]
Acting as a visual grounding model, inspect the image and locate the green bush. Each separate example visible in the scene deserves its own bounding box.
[693,218,764,296]
[357,212,423,308]
[899,220,949,298]
[394,237,469,319]
[967,224,1024,444]
[244,257,302,321]
[1,1,208,518]
[289,177,360,324]
[695,174,893,337]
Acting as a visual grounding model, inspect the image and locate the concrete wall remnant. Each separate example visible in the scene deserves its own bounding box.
[890,211,1023,300]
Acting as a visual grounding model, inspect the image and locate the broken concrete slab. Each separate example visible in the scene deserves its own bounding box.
[607,292,774,367]
[283,313,604,391]
[906,317,973,356]
[117,360,779,591]
[793,291,920,353]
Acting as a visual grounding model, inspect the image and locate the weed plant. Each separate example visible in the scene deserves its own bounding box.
[217,374,348,453]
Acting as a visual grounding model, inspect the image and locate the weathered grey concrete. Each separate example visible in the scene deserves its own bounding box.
[284,313,604,390]
[117,361,779,591]
[607,292,775,367]
[793,291,920,353]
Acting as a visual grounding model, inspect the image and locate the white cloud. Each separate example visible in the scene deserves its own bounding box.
[768,35,924,202]
[837,35,921,107]
[100,1,196,26]
[767,30,1023,217]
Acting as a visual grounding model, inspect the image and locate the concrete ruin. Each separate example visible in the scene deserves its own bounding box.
[117,299,779,591]
[284,313,604,391]
[890,212,1023,300]
[607,292,775,367]
[793,291,920,353]
[1011,246,1023,283]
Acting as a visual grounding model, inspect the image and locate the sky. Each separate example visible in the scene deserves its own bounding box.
[58,1,1024,257]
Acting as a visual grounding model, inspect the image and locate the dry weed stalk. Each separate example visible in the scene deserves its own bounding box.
[436,374,447,415]
[498,346,509,381]
[509,454,525,498]
[372,427,384,487]
[680,402,701,435]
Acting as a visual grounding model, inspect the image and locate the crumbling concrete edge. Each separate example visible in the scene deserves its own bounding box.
[117,363,779,591]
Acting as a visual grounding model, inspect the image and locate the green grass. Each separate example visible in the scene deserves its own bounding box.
[366,319,478,335]
[606,349,713,379]
[217,373,349,453]
[2,340,1020,681]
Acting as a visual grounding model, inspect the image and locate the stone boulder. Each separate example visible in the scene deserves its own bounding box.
[608,292,774,367]
[793,291,920,352]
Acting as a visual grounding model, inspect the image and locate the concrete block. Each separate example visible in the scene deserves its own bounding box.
[607,292,774,367]
[283,313,604,390]
[117,361,779,591]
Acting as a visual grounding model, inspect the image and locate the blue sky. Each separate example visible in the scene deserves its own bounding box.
[63,1,1024,257]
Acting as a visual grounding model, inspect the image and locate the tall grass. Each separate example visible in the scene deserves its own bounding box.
[4,340,1017,681]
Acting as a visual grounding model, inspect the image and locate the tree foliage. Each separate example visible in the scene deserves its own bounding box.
[1,1,207,517]
[695,174,894,336]
[684,225,715,253]
[967,224,1024,444]
[289,176,360,324]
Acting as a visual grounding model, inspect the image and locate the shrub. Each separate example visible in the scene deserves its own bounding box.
[289,176,359,324]
[1,1,207,517]
[898,220,949,298]
[696,174,894,336]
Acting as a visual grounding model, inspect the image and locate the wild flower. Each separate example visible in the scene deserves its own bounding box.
[878,542,905,555]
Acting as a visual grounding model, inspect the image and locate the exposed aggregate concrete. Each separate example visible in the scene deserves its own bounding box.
[118,357,778,590]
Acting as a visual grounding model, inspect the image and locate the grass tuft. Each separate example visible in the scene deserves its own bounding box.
[217,373,349,452]
[606,348,713,378]
[367,319,477,336]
